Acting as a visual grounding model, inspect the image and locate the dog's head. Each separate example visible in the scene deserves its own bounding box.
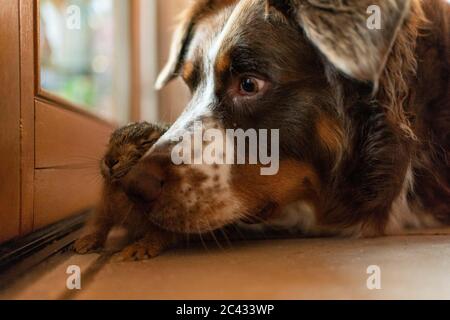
[124,0,413,234]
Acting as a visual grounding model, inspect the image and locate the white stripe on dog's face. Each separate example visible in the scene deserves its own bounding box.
[144,3,253,233]
[153,0,250,149]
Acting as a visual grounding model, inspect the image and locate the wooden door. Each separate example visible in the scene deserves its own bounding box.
[0,0,22,243]
[0,0,143,243]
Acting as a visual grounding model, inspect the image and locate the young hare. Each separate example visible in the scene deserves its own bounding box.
[74,122,178,260]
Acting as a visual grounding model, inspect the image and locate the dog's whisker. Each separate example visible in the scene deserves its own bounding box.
[231,223,248,242]
[208,228,224,251]
[218,227,233,249]
[197,223,209,252]
[184,227,191,248]
[202,213,223,250]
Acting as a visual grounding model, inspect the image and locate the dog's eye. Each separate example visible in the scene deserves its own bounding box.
[239,77,265,96]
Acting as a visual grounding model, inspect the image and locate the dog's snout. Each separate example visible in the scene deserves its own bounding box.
[122,151,171,207]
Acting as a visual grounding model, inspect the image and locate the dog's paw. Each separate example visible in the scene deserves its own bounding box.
[73,234,104,254]
[114,240,165,262]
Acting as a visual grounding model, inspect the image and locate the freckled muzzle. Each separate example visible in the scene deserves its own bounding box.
[121,152,167,211]
[121,131,242,235]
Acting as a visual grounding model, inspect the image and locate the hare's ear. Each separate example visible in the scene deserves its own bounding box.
[266,0,411,88]
[155,0,237,90]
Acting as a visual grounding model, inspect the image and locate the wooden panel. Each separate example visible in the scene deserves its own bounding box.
[0,0,21,242]
[34,100,113,229]
[19,0,36,235]
[34,168,102,230]
[35,100,114,169]
[130,0,141,122]
[156,0,191,122]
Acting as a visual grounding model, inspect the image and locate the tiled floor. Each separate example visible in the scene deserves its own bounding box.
[2,228,450,300]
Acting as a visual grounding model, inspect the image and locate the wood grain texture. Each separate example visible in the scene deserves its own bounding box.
[130,0,141,122]
[19,0,36,236]
[6,230,450,300]
[34,100,113,229]
[156,0,191,123]
[35,100,114,169]
[0,0,21,243]
[34,168,102,230]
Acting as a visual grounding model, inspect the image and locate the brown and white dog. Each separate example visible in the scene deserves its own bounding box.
[124,0,449,238]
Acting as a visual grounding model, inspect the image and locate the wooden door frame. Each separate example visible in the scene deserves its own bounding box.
[19,0,37,237]
[1,0,143,243]
[0,0,22,243]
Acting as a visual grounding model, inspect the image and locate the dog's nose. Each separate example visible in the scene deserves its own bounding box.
[122,152,169,206]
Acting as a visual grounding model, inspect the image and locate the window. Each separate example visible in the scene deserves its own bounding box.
[39,0,131,122]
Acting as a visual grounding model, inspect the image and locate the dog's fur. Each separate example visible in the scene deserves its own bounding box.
[124,0,449,238]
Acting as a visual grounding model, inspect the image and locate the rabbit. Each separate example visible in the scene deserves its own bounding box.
[74,122,178,260]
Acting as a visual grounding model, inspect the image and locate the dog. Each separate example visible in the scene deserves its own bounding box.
[123,0,449,239]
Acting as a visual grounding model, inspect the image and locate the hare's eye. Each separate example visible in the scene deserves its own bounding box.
[141,139,158,147]
[105,156,119,169]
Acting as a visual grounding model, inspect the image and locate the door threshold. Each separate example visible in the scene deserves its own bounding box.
[0,211,90,289]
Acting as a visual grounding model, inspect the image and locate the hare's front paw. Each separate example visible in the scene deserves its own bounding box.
[74,234,104,254]
[115,240,165,261]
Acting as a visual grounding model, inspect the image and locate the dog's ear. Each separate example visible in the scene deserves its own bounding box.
[266,0,411,88]
[155,12,194,90]
[155,0,237,90]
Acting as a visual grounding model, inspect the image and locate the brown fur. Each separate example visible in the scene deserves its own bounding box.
[232,160,321,223]
[127,0,448,238]
[316,116,344,160]
[377,0,431,139]
[182,61,196,85]
[74,122,178,260]
[156,0,239,88]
